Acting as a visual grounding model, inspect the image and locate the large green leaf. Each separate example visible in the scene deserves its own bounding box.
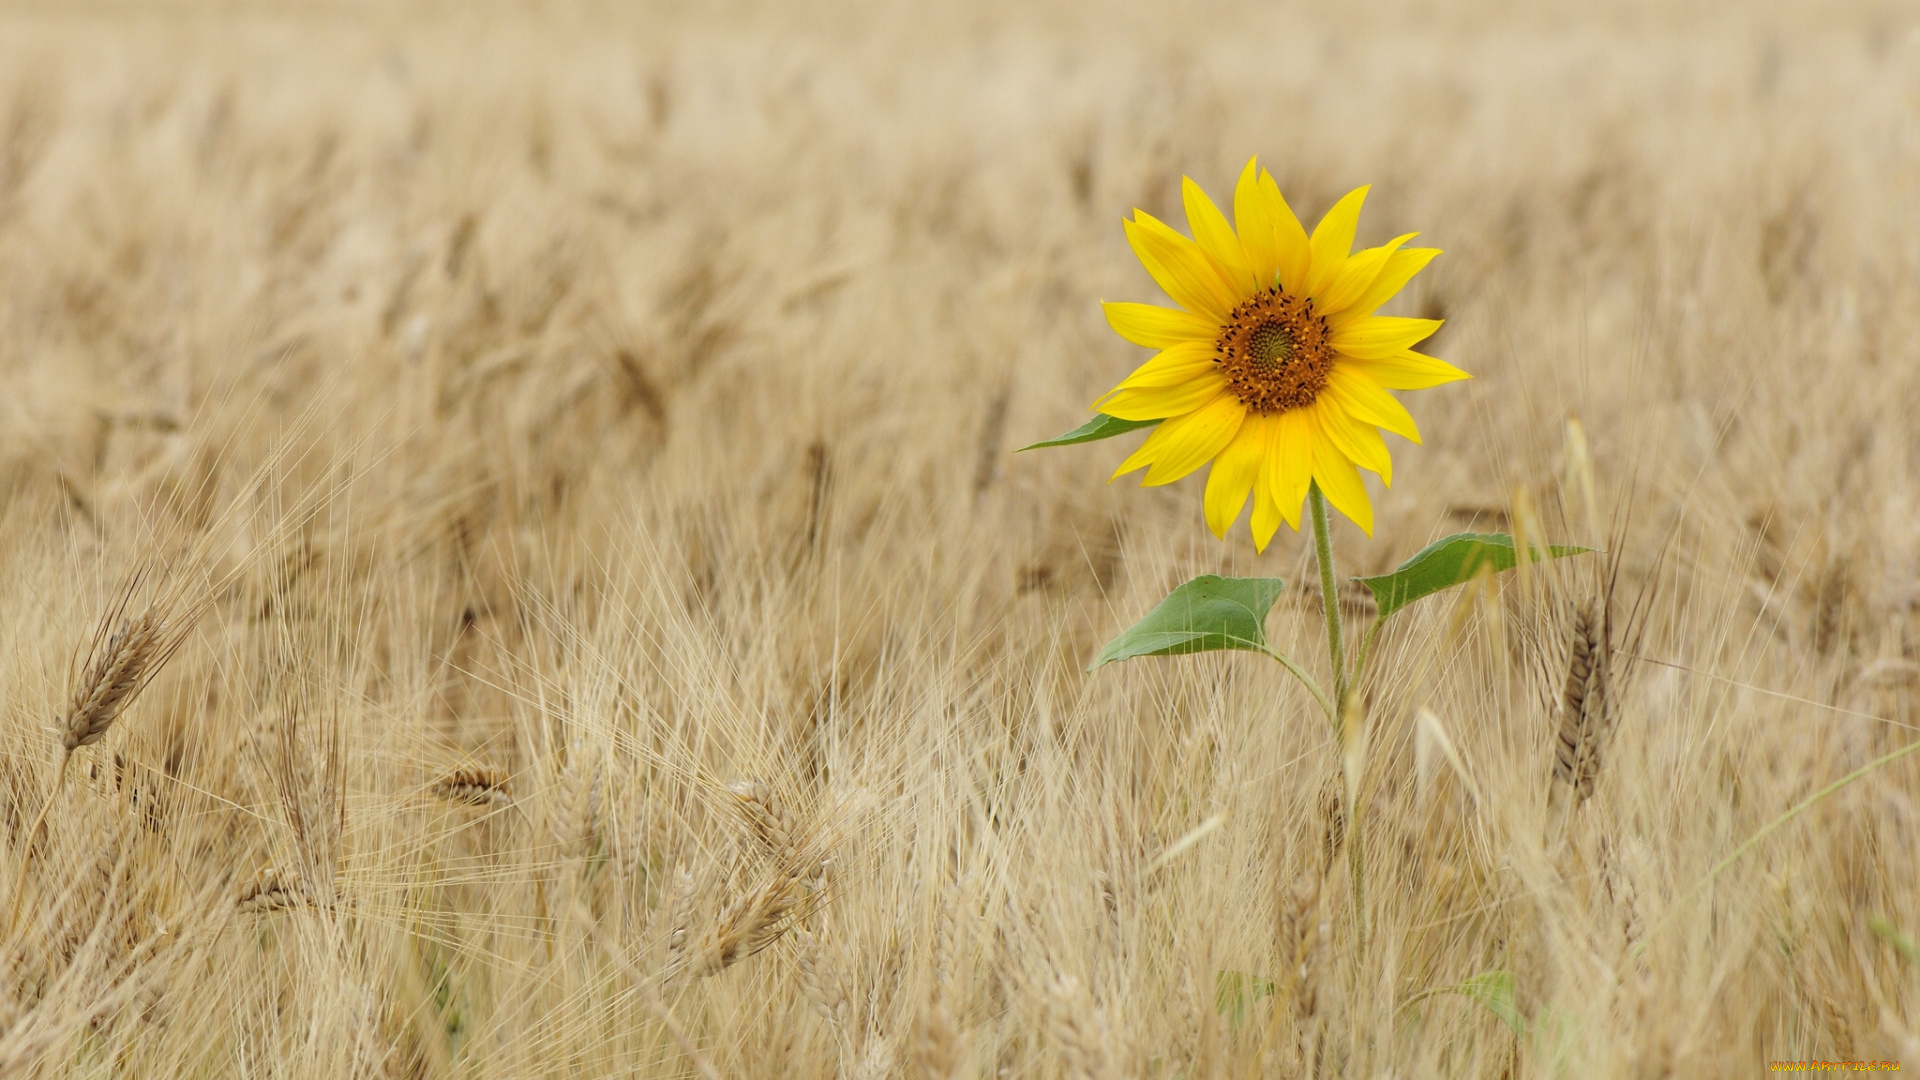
[1447,969,1525,1036]
[1356,533,1590,621]
[1090,575,1284,671]
[1018,413,1160,451]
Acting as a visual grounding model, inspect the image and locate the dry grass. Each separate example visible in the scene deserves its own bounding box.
[1,0,1918,1075]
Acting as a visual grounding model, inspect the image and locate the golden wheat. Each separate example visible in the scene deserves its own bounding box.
[235,867,306,915]
[1551,595,1613,812]
[0,1,1913,1075]
[428,767,513,807]
[60,612,162,755]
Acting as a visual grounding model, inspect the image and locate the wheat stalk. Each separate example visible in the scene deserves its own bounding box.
[272,705,345,912]
[8,611,169,939]
[580,901,721,1080]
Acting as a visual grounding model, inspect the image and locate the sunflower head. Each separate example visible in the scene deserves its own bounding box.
[1096,158,1469,548]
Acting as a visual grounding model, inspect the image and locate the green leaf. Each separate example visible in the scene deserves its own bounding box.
[1356,532,1590,621]
[1213,970,1274,1031]
[1019,413,1160,451]
[1090,575,1285,671]
[1446,969,1526,1036]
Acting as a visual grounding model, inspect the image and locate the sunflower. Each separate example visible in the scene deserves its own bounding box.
[1097,158,1468,547]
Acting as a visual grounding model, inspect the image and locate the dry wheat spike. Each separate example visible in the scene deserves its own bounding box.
[679,867,810,979]
[236,867,307,914]
[6,610,172,938]
[1552,597,1613,808]
[554,754,603,858]
[1043,971,1116,1080]
[728,778,798,855]
[663,863,697,961]
[430,768,513,807]
[670,781,834,983]
[792,927,853,1028]
[63,612,164,754]
[914,890,965,1080]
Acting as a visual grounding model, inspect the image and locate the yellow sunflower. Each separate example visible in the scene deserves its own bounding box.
[1097,158,1468,547]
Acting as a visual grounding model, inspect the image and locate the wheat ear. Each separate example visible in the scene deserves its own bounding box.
[62,612,163,754]
[430,768,514,807]
[679,866,808,979]
[1043,971,1116,1080]
[8,612,165,937]
[236,866,308,914]
[671,780,829,983]
[914,891,965,1080]
[1551,597,1612,817]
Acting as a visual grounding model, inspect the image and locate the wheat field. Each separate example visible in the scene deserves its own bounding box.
[0,1,1917,1076]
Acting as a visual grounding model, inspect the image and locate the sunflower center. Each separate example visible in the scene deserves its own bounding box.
[1247,321,1294,365]
[1215,287,1335,415]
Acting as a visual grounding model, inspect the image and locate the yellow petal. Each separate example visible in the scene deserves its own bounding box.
[1268,408,1313,530]
[1125,213,1241,321]
[1302,185,1369,301]
[1250,464,1285,550]
[1354,423,1393,486]
[1310,431,1375,537]
[1328,315,1443,360]
[1183,176,1255,296]
[1326,365,1421,443]
[1125,393,1246,486]
[1102,301,1219,348]
[1261,170,1311,295]
[1096,371,1228,421]
[1233,158,1279,290]
[1317,233,1415,318]
[1326,247,1441,329]
[1103,341,1219,391]
[1113,418,1170,478]
[1313,400,1393,485]
[1343,349,1470,390]
[1204,414,1271,538]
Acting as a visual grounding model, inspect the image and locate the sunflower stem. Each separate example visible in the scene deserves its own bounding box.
[1308,482,1366,955]
[1308,484,1349,724]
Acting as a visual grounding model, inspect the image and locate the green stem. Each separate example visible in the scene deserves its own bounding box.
[1308,484,1349,724]
[1308,483,1365,955]
[1258,645,1333,722]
